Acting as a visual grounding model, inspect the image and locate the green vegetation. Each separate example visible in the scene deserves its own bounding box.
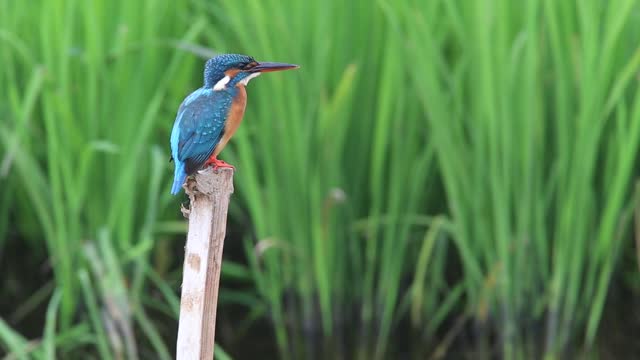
[1,0,640,359]
[392,0,640,357]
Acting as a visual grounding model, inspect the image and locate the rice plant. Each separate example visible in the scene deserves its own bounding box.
[198,0,453,358]
[0,0,235,357]
[2,0,640,358]
[389,0,640,357]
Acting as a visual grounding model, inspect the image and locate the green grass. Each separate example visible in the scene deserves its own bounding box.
[389,0,640,357]
[0,0,217,357]
[1,0,640,359]
[200,1,454,357]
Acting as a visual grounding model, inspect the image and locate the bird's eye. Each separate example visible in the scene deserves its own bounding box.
[242,61,258,70]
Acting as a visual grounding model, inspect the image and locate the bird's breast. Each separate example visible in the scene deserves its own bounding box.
[213,85,247,157]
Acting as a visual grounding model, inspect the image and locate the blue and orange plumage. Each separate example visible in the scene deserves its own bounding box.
[170,54,298,194]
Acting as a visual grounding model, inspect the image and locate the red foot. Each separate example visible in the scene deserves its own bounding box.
[204,155,235,170]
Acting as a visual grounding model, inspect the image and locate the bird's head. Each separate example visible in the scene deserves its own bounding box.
[203,54,298,90]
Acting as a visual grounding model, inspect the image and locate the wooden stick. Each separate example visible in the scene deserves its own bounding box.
[176,167,234,360]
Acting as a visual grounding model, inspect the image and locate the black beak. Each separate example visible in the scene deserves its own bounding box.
[251,61,299,73]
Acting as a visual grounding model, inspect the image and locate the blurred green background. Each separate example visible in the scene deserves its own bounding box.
[2,0,640,359]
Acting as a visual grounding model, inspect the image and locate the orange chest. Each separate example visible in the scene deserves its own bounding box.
[213,86,247,157]
[226,86,247,135]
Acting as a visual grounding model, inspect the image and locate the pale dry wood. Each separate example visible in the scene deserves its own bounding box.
[176,167,234,360]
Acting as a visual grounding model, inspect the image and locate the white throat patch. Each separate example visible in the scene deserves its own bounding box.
[239,72,261,86]
[213,75,231,91]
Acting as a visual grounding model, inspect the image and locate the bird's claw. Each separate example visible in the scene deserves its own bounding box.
[204,157,235,171]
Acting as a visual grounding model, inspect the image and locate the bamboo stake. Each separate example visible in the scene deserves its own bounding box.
[176,167,234,360]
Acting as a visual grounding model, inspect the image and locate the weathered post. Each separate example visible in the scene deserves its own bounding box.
[176,167,234,360]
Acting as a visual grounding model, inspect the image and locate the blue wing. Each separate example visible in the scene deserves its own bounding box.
[170,88,232,194]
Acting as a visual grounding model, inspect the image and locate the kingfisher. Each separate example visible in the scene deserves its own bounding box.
[170,54,298,194]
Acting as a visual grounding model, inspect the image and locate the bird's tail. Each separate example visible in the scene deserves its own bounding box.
[171,162,187,195]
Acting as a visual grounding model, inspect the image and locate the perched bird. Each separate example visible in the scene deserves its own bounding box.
[170,54,298,194]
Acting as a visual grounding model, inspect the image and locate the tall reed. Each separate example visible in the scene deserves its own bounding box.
[0,0,228,357]
[2,0,640,358]
[199,0,452,358]
[390,0,640,356]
